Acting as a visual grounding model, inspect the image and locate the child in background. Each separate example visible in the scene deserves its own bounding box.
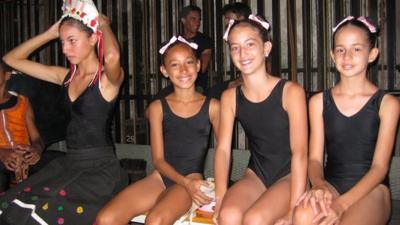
[293,16,399,225]
[214,15,308,225]
[96,36,220,225]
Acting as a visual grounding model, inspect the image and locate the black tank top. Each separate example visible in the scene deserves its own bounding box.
[62,72,115,150]
[236,79,291,187]
[323,89,387,193]
[161,96,211,182]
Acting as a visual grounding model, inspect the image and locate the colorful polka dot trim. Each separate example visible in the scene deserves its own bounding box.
[57,205,64,211]
[57,217,64,224]
[23,187,31,192]
[58,189,67,197]
[76,206,84,214]
[31,196,39,201]
[43,187,50,192]
[42,203,49,210]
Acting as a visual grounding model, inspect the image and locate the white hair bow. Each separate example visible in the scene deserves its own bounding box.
[159,36,198,54]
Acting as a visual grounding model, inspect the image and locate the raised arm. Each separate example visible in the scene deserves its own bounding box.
[98,14,123,87]
[2,21,68,85]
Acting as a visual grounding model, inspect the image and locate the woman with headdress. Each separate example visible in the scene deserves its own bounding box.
[0,0,128,224]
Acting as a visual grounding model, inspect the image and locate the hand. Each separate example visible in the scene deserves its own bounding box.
[318,200,344,225]
[46,19,62,39]
[296,184,334,222]
[15,145,41,165]
[274,211,293,225]
[0,149,24,171]
[183,177,213,206]
[98,14,110,28]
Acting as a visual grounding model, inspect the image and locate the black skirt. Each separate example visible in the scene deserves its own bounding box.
[0,147,128,225]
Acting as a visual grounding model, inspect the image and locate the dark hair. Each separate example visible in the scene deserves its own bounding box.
[179,5,201,20]
[59,16,94,37]
[332,17,379,49]
[160,41,198,65]
[228,15,271,43]
[222,2,252,19]
[0,58,12,72]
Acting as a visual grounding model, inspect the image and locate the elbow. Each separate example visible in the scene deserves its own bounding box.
[104,50,120,66]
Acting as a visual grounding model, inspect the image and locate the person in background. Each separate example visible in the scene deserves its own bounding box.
[207,2,252,100]
[222,2,252,24]
[180,5,213,94]
[0,58,44,192]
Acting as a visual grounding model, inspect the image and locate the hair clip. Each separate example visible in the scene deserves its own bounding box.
[248,14,270,31]
[159,36,198,54]
[223,19,235,41]
[332,16,377,33]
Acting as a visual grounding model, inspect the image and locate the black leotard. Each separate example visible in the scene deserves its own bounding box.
[236,79,291,187]
[323,89,388,194]
[160,96,212,188]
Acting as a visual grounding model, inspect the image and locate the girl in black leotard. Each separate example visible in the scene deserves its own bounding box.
[0,1,128,224]
[293,17,399,225]
[214,15,308,225]
[96,36,220,225]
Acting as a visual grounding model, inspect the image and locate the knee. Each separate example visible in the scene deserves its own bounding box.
[95,209,119,225]
[243,210,267,225]
[292,205,314,225]
[218,205,243,225]
[145,211,166,225]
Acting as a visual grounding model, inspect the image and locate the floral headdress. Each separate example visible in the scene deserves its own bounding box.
[61,0,103,86]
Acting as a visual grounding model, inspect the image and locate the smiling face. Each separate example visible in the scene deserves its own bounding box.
[331,25,379,78]
[228,24,271,76]
[160,43,200,90]
[59,19,97,65]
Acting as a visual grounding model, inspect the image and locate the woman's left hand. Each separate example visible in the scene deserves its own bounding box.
[317,201,344,225]
[274,210,293,225]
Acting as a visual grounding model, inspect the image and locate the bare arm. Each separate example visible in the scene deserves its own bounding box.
[214,88,236,208]
[2,21,68,85]
[200,49,212,73]
[283,82,309,211]
[308,93,327,188]
[98,14,123,87]
[23,98,44,165]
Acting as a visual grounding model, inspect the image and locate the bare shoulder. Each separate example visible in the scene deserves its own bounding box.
[148,99,163,119]
[283,80,306,97]
[380,93,400,115]
[220,86,236,102]
[309,92,323,107]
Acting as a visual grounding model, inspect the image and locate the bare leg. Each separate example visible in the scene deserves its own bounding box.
[293,184,390,225]
[340,184,391,225]
[243,175,292,225]
[96,171,165,225]
[218,169,266,225]
[145,173,203,225]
